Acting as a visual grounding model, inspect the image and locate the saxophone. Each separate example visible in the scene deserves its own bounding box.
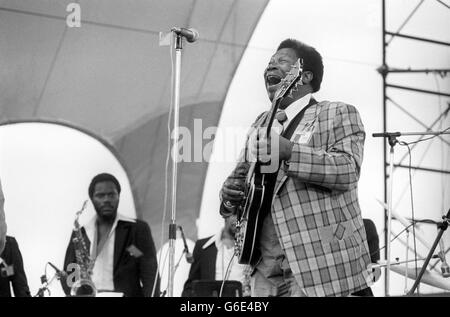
[70,200,97,297]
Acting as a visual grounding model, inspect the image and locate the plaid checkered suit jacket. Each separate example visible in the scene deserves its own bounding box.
[227,100,372,296]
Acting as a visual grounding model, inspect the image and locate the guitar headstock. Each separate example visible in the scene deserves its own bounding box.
[273,58,304,102]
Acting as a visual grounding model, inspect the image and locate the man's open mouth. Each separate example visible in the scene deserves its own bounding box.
[266,75,282,87]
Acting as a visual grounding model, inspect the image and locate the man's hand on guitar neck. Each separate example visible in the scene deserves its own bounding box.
[249,127,294,169]
[219,164,248,216]
[220,184,243,217]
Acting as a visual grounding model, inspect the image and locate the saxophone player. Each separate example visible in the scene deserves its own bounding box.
[61,173,160,297]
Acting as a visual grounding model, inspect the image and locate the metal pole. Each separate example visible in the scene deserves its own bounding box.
[381,0,389,297]
[167,34,183,297]
[407,221,448,295]
[394,164,450,175]
[373,257,430,269]
[386,141,395,296]
[404,229,410,294]
[385,31,450,46]
[385,68,450,74]
[387,131,450,137]
[386,84,450,97]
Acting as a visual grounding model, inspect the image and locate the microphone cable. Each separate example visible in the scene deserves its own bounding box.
[219,252,236,297]
[398,141,418,293]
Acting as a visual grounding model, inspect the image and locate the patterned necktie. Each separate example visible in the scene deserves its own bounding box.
[274,110,288,134]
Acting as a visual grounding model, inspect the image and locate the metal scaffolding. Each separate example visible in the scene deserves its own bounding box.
[379,0,450,296]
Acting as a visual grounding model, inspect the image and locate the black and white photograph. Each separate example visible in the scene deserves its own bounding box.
[0,0,449,300]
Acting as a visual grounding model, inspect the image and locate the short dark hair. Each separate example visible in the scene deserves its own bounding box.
[277,39,324,92]
[88,173,121,198]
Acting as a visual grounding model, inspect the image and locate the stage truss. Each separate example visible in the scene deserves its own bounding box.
[379,0,450,296]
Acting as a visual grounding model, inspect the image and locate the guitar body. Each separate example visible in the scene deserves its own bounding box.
[235,166,265,265]
[234,59,304,265]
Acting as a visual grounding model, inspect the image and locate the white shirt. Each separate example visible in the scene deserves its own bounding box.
[203,229,247,285]
[83,213,136,293]
[282,93,312,129]
[271,93,311,137]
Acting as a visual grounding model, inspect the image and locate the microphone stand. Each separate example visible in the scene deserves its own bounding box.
[178,225,193,263]
[373,131,399,296]
[34,271,63,297]
[34,263,66,297]
[167,30,184,298]
[372,129,450,296]
[174,248,187,275]
[160,247,188,297]
[35,274,53,297]
[407,209,450,295]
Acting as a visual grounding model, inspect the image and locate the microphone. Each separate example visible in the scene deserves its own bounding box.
[171,27,199,43]
[178,226,194,263]
[48,262,67,279]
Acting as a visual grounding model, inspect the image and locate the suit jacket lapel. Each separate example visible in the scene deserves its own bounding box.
[273,98,318,195]
[113,221,130,271]
[207,246,217,280]
[201,237,218,280]
[274,172,288,198]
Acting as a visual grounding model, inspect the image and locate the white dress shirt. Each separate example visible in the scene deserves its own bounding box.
[281,93,312,129]
[203,229,247,285]
[83,213,136,293]
[271,93,311,136]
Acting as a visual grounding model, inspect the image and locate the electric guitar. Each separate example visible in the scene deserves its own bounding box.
[235,58,304,265]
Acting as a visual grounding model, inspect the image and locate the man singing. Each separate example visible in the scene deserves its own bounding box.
[220,39,372,297]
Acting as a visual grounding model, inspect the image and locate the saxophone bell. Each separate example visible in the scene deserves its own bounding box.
[70,278,97,297]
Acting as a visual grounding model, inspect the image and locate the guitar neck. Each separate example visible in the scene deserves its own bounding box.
[262,58,303,137]
[263,99,281,137]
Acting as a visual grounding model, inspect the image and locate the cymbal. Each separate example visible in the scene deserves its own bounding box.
[390,265,450,291]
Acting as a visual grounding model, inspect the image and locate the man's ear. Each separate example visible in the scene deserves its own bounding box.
[301,71,314,85]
